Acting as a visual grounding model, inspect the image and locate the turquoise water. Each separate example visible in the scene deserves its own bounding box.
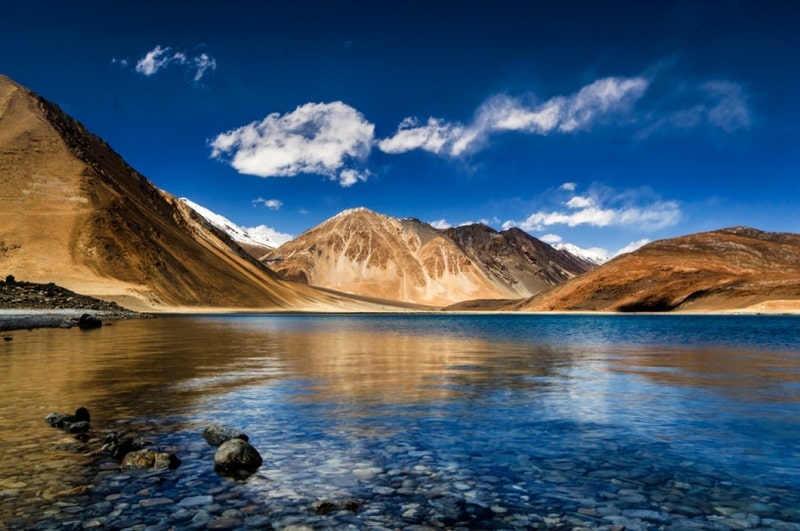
[1,314,799,529]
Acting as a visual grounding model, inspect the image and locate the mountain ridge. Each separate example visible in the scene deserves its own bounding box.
[263,207,594,306]
[505,226,800,312]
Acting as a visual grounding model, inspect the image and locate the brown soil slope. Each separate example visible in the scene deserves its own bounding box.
[263,208,593,306]
[0,74,373,311]
[509,227,800,312]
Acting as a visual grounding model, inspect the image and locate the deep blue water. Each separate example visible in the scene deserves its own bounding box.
[1,313,799,529]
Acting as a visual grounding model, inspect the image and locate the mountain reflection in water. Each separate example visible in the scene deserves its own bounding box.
[1,314,799,529]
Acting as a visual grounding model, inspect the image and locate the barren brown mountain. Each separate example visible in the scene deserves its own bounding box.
[0,74,382,312]
[263,208,593,306]
[508,227,800,312]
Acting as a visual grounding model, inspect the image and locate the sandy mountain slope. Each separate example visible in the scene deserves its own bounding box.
[0,74,382,312]
[508,227,800,312]
[263,208,593,306]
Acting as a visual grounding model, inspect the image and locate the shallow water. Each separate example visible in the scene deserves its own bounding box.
[1,314,799,529]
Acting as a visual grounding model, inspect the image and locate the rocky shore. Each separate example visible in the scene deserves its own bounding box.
[0,276,141,331]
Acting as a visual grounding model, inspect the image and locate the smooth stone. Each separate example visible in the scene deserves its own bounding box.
[179,495,214,507]
[139,497,174,508]
[169,509,193,522]
[622,509,672,524]
[214,439,263,477]
[207,517,243,530]
[192,510,211,525]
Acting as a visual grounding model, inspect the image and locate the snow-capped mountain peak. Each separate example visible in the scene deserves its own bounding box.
[179,198,286,250]
[553,242,609,266]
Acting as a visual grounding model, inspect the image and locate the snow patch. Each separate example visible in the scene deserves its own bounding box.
[553,242,609,265]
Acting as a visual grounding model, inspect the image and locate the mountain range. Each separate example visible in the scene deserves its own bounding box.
[2,73,799,313]
[260,207,593,306]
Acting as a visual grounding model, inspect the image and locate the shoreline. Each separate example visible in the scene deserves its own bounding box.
[0,309,143,332]
[3,305,799,333]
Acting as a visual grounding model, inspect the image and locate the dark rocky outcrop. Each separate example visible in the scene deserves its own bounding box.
[0,279,142,332]
[0,279,132,313]
[213,438,263,478]
[202,425,249,447]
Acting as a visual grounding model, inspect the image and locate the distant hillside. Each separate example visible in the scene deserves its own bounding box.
[507,227,800,312]
[0,74,383,312]
[263,208,593,306]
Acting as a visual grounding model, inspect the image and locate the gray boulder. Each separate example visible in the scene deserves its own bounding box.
[213,438,262,477]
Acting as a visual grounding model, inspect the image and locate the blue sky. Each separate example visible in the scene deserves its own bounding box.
[3,1,799,256]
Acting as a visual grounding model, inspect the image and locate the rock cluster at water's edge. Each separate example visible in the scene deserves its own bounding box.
[203,424,263,478]
[45,406,91,434]
[121,449,181,470]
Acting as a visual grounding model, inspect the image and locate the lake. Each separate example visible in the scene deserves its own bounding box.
[1,314,799,529]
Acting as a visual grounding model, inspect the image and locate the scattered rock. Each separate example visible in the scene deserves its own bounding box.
[121,449,181,470]
[45,412,73,428]
[67,421,90,433]
[311,499,360,515]
[213,438,263,477]
[202,425,249,447]
[101,432,151,460]
[45,407,91,432]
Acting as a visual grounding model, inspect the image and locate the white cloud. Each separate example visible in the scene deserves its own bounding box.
[559,182,576,191]
[565,195,593,209]
[133,45,216,81]
[430,219,452,229]
[243,225,294,247]
[377,117,462,155]
[378,76,649,157]
[252,197,283,210]
[615,238,651,256]
[503,187,681,232]
[558,77,648,132]
[135,45,177,76]
[540,233,563,244]
[336,168,370,187]
[210,102,375,187]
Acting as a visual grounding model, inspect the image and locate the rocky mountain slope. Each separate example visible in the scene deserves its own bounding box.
[0,74,384,312]
[263,208,593,306]
[508,227,800,312]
